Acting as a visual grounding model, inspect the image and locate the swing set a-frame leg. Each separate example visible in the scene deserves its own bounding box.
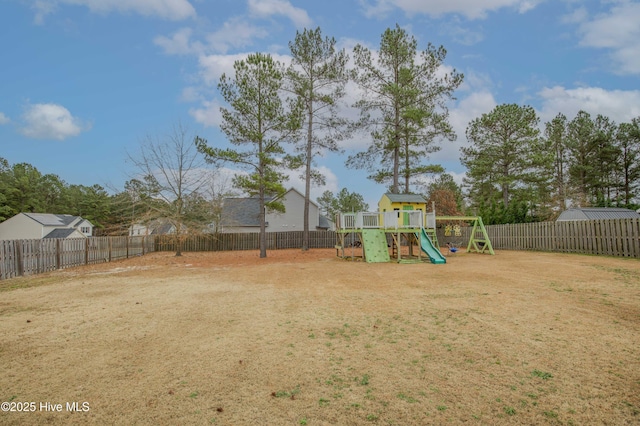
[466,217,495,255]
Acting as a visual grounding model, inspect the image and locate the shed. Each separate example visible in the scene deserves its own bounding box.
[556,208,640,221]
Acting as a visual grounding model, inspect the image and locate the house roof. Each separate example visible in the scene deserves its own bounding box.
[383,193,427,204]
[43,228,81,239]
[318,215,333,229]
[221,197,264,227]
[220,189,320,228]
[150,222,175,235]
[22,213,92,227]
[557,208,640,221]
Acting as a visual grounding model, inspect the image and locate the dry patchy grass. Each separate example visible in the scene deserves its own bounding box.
[1,249,639,425]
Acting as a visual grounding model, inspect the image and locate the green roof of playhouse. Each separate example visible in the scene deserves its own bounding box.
[382,193,427,203]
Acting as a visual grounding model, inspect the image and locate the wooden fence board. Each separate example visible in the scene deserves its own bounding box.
[0,236,157,280]
[2,220,639,281]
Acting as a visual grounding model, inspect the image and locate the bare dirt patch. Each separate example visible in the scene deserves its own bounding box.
[1,249,639,425]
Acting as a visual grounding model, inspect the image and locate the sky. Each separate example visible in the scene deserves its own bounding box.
[1,0,640,210]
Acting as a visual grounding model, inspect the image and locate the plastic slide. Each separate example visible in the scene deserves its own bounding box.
[418,228,446,264]
[360,229,391,263]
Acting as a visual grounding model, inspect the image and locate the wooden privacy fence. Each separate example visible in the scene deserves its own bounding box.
[0,236,155,280]
[436,218,640,258]
[3,220,638,280]
[155,231,338,252]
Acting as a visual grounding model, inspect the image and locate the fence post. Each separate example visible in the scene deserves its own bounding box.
[84,238,89,265]
[16,241,24,277]
[56,239,61,270]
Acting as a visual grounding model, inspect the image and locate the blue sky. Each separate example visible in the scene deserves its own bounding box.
[1,0,639,209]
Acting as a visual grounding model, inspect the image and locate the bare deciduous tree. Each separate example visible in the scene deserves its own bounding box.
[127,122,211,256]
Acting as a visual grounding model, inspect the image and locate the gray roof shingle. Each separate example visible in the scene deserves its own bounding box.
[557,208,640,221]
[43,228,80,239]
[23,213,80,226]
[221,198,264,227]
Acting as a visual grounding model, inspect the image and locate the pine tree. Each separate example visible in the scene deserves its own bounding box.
[196,53,301,258]
[287,27,350,250]
[461,104,553,222]
[347,25,462,194]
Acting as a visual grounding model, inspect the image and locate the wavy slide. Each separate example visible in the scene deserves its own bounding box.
[418,228,446,264]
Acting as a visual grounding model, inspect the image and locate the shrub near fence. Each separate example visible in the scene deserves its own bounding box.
[0,236,155,280]
[155,231,338,252]
[436,218,640,258]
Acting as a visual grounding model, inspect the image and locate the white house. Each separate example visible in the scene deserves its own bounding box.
[218,188,335,233]
[0,213,93,240]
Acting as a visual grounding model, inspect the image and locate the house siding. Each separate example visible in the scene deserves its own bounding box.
[0,214,44,240]
[267,189,320,231]
[0,213,92,240]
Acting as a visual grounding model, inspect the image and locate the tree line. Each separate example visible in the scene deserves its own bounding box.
[462,106,640,224]
[3,25,638,251]
[0,158,111,226]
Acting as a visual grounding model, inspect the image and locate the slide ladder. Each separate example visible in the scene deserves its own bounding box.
[360,229,390,263]
[418,228,446,264]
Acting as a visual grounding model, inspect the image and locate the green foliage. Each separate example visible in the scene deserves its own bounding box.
[544,113,569,212]
[0,157,113,228]
[531,369,553,380]
[287,27,351,250]
[462,104,554,223]
[348,25,463,194]
[317,188,369,218]
[616,118,640,207]
[196,53,300,258]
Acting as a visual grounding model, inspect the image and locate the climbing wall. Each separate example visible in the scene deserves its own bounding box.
[360,229,391,263]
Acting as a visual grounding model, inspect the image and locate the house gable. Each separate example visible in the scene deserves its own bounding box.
[217,188,328,233]
[266,188,320,231]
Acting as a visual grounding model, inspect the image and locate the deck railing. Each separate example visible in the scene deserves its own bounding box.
[338,211,425,230]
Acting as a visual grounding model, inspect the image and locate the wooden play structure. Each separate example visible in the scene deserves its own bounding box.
[437,216,495,255]
[335,193,494,263]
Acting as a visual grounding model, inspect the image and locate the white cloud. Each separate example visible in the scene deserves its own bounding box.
[33,0,196,22]
[537,85,640,124]
[20,103,89,140]
[574,1,640,74]
[431,90,498,164]
[154,28,204,56]
[205,17,269,54]
[198,53,251,86]
[0,112,10,125]
[248,0,312,28]
[285,165,339,203]
[32,0,57,25]
[360,0,544,20]
[189,99,223,128]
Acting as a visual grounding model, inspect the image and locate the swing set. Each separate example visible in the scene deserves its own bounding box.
[437,216,495,255]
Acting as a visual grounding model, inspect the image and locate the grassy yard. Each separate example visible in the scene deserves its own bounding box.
[1,249,639,425]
